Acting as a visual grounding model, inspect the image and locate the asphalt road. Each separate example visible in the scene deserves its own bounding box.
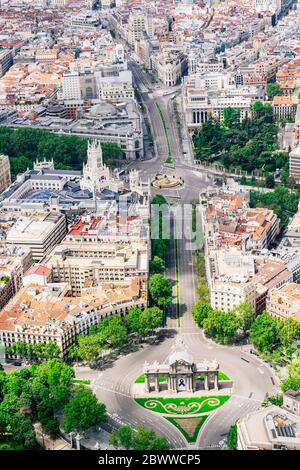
[74,62,279,449]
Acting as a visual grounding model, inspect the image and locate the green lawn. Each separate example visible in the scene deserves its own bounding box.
[135,396,230,415]
[71,379,91,385]
[135,374,167,384]
[164,155,173,165]
[164,415,209,443]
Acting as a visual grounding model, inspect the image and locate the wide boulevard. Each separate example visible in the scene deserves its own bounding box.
[74,62,279,449]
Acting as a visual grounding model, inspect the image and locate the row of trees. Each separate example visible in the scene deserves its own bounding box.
[250,184,300,227]
[0,359,106,449]
[192,301,255,344]
[193,103,282,174]
[5,341,60,362]
[192,301,300,363]
[68,307,164,363]
[249,312,300,364]
[0,127,123,175]
[195,255,209,301]
[151,194,170,263]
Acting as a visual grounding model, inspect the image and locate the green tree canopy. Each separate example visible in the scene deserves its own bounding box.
[0,127,123,175]
[150,256,166,274]
[109,425,170,450]
[231,302,255,334]
[249,312,279,353]
[62,385,106,434]
[149,274,172,308]
[97,316,128,349]
[192,301,213,328]
[227,424,237,450]
[267,82,283,101]
[288,355,300,380]
[203,309,239,344]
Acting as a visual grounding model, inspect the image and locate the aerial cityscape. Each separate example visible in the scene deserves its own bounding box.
[0,0,300,458]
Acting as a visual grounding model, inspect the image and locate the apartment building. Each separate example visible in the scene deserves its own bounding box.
[0,155,11,194]
[0,49,13,78]
[202,192,280,253]
[237,405,300,450]
[6,212,67,261]
[273,96,298,121]
[43,242,148,296]
[283,390,300,417]
[289,145,300,182]
[152,51,188,87]
[0,277,147,358]
[0,245,32,310]
[127,12,153,47]
[266,283,300,322]
[207,248,291,313]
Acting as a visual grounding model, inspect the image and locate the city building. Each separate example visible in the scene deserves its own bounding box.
[0,99,144,161]
[237,405,300,450]
[0,155,11,194]
[289,145,300,182]
[0,245,32,310]
[207,248,292,313]
[43,241,148,297]
[0,277,146,358]
[0,49,13,78]
[272,95,298,122]
[266,282,300,322]
[283,390,300,417]
[5,211,67,261]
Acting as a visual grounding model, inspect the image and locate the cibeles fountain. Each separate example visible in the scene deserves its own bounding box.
[151,173,184,189]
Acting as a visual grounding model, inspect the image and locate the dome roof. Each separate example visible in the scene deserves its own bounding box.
[168,349,194,366]
[89,101,117,117]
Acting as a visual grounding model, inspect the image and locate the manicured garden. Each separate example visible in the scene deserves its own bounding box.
[164,415,209,444]
[134,396,230,415]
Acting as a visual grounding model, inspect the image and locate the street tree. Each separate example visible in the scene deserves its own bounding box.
[98,316,128,349]
[62,385,106,434]
[110,425,169,450]
[227,424,238,450]
[267,82,283,101]
[76,335,103,362]
[109,425,133,450]
[203,309,239,344]
[277,319,300,358]
[148,274,172,308]
[231,302,255,335]
[35,359,75,408]
[249,312,279,354]
[281,377,300,392]
[143,307,164,332]
[192,301,213,328]
[149,256,166,274]
[134,425,170,450]
[288,356,300,380]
